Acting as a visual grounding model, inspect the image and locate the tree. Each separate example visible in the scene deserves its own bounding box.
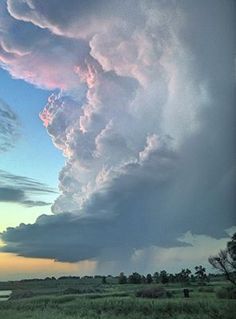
[153,272,159,283]
[118,272,127,284]
[146,274,153,284]
[177,269,191,284]
[160,270,169,284]
[128,272,142,284]
[208,233,236,286]
[141,275,146,284]
[195,265,207,284]
[168,273,176,283]
[228,233,236,263]
[102,276,106,284]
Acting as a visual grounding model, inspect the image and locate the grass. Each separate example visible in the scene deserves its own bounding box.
[0,296,236,319]
[0,280,235,319]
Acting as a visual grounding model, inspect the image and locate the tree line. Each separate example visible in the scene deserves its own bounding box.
[118,266,208,285]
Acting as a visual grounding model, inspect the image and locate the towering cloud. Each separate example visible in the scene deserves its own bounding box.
[0,0,235,269]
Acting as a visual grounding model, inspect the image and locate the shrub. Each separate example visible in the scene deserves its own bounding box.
[216,286,236,299]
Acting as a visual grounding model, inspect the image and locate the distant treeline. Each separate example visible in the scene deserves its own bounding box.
[16,267,225,285]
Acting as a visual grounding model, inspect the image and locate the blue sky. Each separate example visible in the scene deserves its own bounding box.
[0,68,63,186]
[0,68,64,241]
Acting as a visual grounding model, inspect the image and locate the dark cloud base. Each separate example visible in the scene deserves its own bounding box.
[1,133,235,263]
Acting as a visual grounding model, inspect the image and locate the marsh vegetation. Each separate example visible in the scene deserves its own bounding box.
[0,273,235,319]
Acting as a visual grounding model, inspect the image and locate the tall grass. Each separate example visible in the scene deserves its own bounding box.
[0,295,236,319]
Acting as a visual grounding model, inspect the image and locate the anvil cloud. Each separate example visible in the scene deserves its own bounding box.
[0,0,235,268]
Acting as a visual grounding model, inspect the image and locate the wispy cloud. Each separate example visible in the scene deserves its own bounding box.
[0,170,57,207]
[0,99,20,152]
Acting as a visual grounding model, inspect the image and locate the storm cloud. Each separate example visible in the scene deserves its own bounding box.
[0,0,235,268]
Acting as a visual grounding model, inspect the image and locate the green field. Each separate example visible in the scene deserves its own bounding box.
[0,277,235,319]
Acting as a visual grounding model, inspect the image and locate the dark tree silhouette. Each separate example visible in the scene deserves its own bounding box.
[160,270,169,284]
[194,265,207,284]
[208,233,236,286]
[228,233,236,262]
[146,274,153,284]
[153,272,159,283]
[169,274,176,283]
[128,272,142,284]
[177,269,191,284]
[118,272,127,284]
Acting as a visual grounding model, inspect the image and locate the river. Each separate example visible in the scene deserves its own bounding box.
[0,290,12,301]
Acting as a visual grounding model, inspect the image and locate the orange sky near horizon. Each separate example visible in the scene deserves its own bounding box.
[0,252,97,281]
[0,203,98,281]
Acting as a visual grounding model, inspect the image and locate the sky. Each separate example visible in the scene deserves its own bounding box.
[0,0,235,280]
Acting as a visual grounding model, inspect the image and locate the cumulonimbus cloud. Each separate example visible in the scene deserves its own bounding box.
[0,0,235,268]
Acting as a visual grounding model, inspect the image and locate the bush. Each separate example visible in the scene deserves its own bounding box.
[136,287,170,298]
[216,286,236,299]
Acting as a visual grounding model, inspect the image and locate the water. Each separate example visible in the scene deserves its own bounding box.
[0,290,12,301]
